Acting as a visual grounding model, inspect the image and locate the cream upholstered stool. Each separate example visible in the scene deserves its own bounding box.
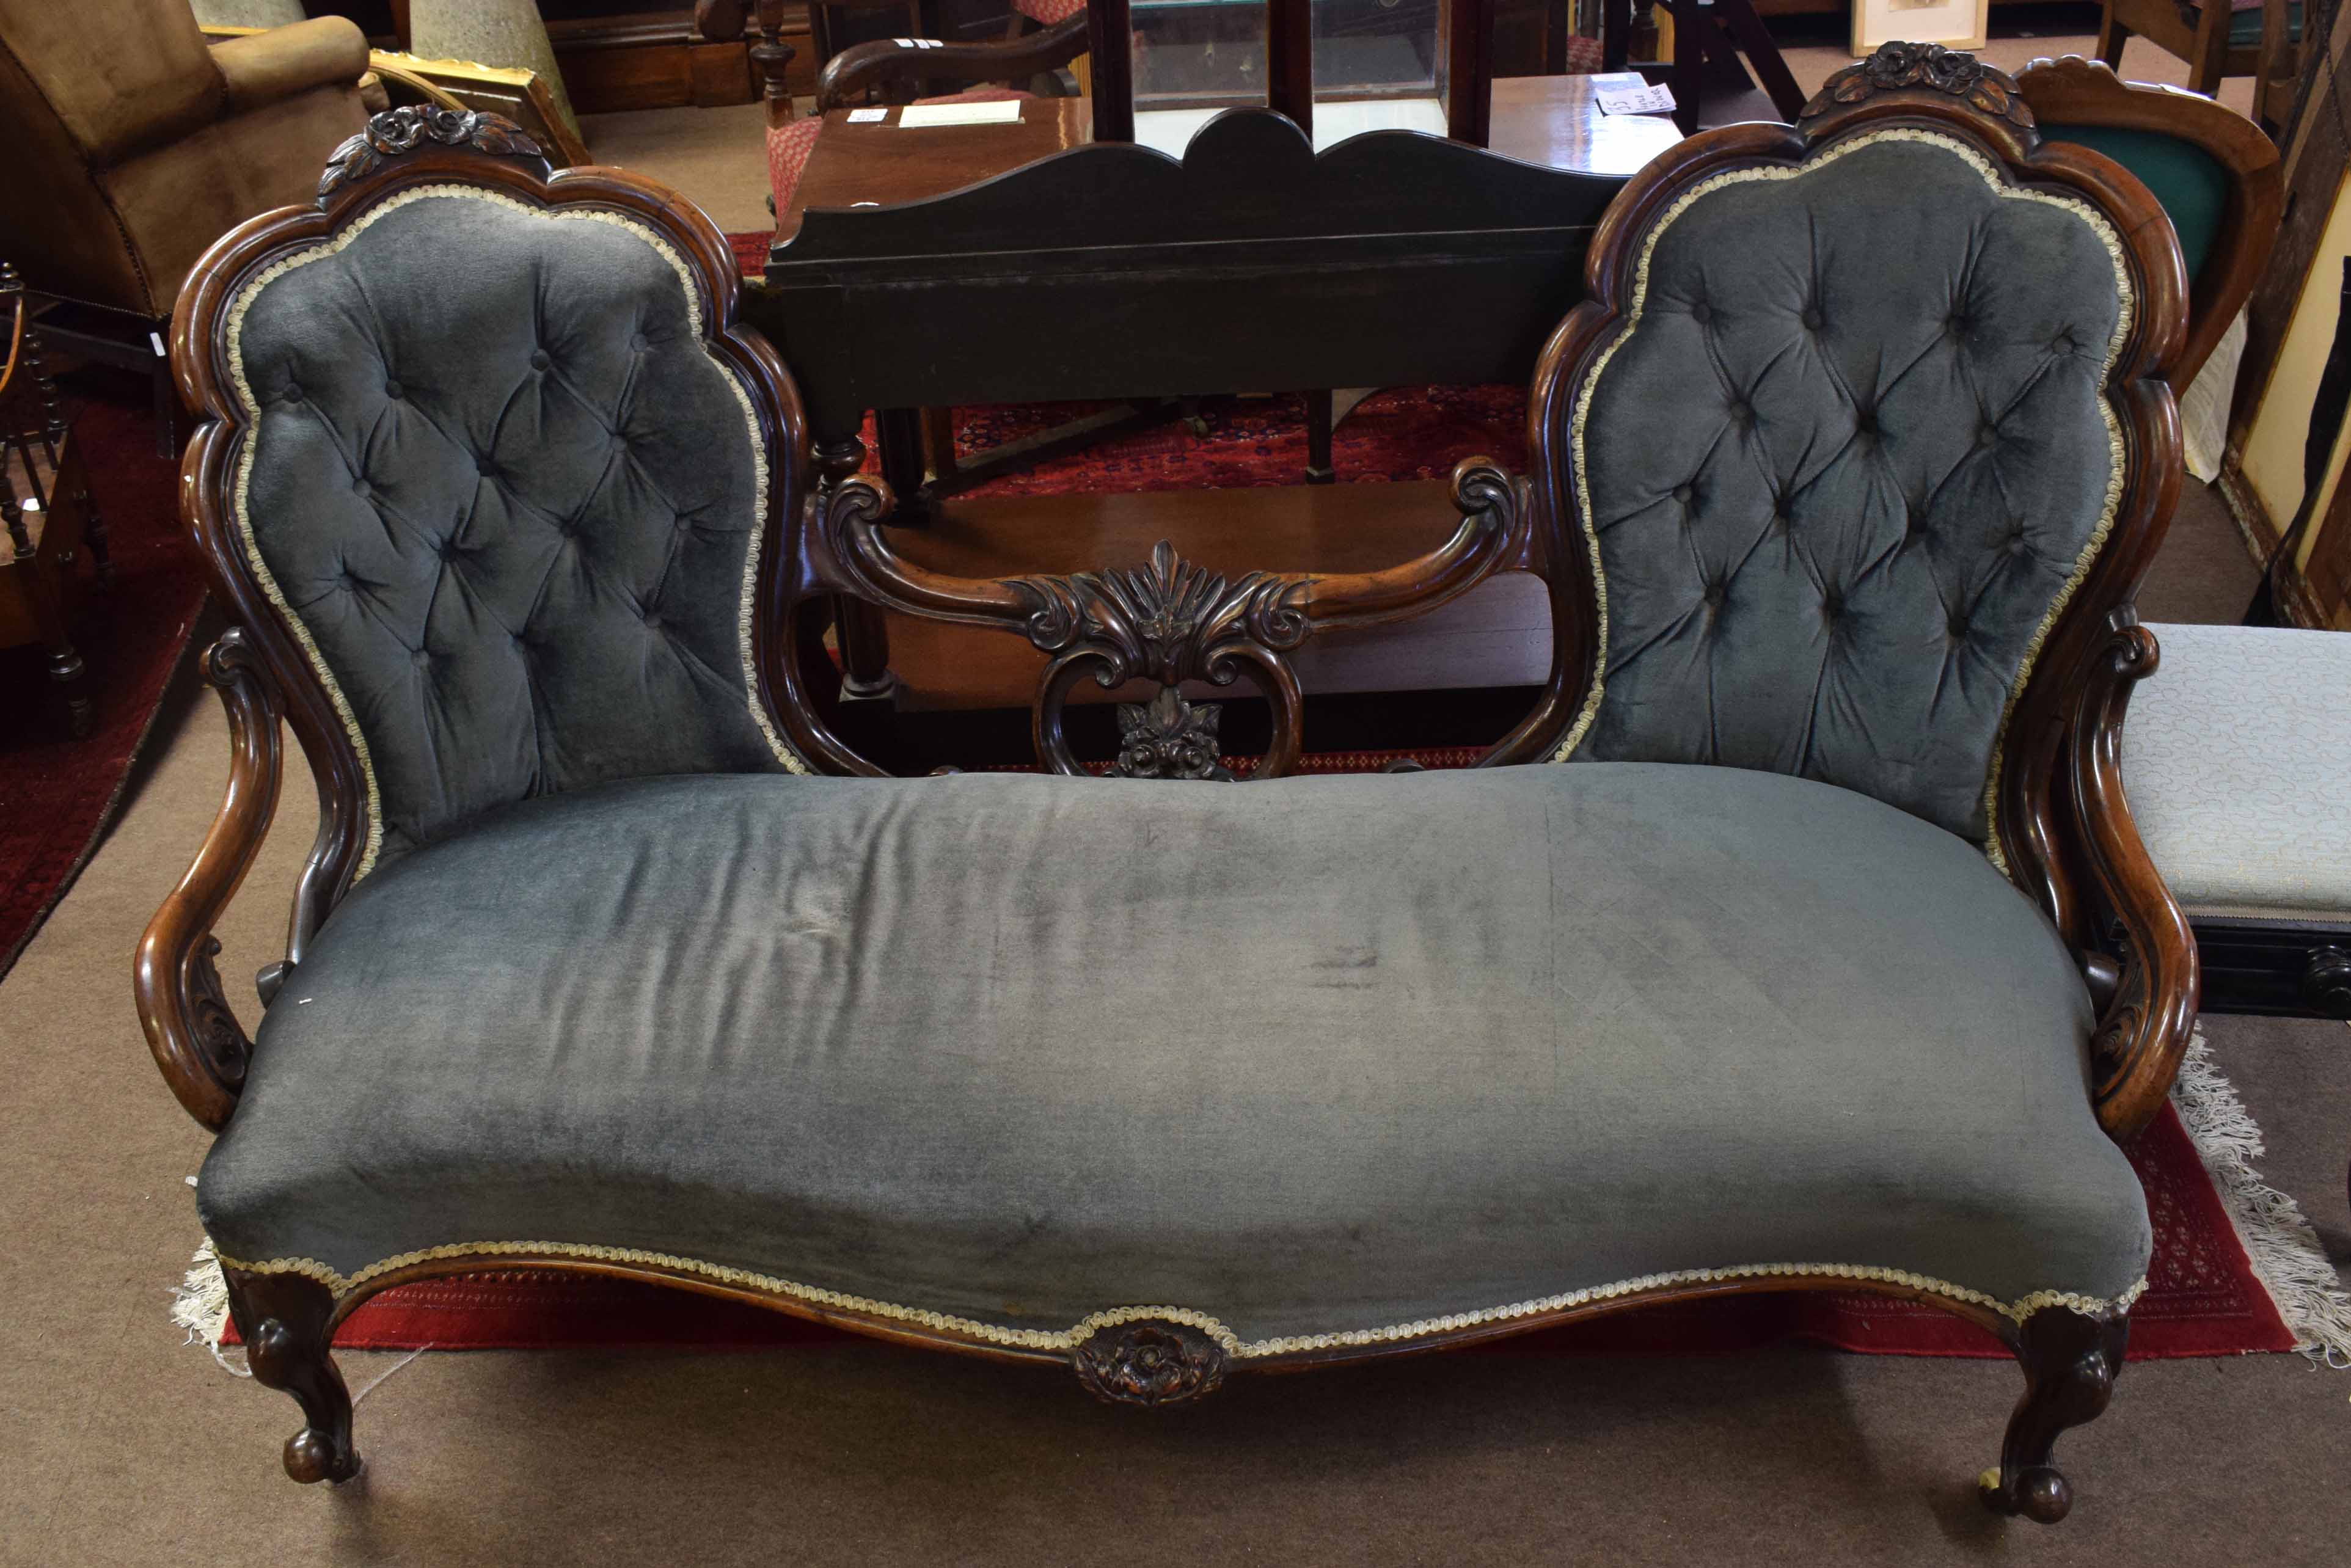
[2123,622,2351,1019]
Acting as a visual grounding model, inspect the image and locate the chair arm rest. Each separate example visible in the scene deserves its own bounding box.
[212,18,370,116]
[133,631,283,1131]
[817,16,1089,110]
[2069,616,2199,1140]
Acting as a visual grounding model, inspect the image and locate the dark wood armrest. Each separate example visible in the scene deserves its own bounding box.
[817,16,1089,110]
[133,630,282,1130]
[2068,615,2199,1140]
[805,458,1529,776]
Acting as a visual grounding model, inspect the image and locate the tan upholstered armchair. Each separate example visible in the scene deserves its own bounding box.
[0,0,368,451]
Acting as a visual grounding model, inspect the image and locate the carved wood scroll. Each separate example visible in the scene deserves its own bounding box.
[807,458,1529,778]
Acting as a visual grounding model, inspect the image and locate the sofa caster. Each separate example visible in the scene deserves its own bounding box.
[1978,1305,2127,1523]
[227,1269,360,1484]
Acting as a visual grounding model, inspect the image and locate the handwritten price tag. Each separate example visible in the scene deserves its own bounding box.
[1594,80,1677,116]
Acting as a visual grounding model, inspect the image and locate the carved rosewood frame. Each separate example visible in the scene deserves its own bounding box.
[145,70,2189,1519]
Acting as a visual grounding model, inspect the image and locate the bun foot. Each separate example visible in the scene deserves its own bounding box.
[1979,1463,2072,1522]
[284,1426,362,1485]
[1978,1306,2127,1523]
[225,1268,360,1485]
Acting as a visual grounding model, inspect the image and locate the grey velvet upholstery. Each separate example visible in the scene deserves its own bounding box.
[231,189,795,868]
[1565,133,2129,844]
[202,765,2148,1344]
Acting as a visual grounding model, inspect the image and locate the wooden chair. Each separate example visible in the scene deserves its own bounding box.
[0,263,103,737]
[2093,0,2305,128]
[695,0,1088,220]
[2016,54,2284,390]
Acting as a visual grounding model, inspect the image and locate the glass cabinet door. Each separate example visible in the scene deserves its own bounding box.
[1129,0,1271,158]
[1125,0,1457,157]
[1311,0,1449,144]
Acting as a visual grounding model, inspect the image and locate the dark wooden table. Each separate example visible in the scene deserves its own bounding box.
[781,75,1681,234]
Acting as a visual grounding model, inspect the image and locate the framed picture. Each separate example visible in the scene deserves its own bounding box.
[1851,0,1989,54]
[198,26,590,169]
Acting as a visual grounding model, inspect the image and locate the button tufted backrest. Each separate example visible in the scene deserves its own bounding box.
[229,186,806,875]
[1559,130,2130,846]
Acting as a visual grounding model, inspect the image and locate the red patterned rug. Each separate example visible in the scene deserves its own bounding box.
[230,1096,2292,1360]
[0,390,203,980]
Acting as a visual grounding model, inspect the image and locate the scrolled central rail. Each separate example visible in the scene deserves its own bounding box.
[806,456,1532,778]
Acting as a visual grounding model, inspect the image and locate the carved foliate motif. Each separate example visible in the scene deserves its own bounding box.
[1112,687,1235,780]
[319,108,547,205]
[1802,43,2035,129]
[1071,1320,1229,1407]
[1014,539,1311,690]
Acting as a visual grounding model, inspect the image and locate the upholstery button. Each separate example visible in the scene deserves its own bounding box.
[1690,302,1711,324]
[411,647,430,667]
[1822,592,1843,619]
[477,456,495,478]
[2053,330,2076,352]
[1947,314,1967,338]
[1703,583,1725,607]
[643,611,664,630]
[1672,483,1694,505]
[282,383,303,404]
[1728,401,1752,426]
[352,479,372,498]
[1771,511,1791,533]
[530,350,551,371]
[1854,412,1876,436]
[1978,425,1999,448]
[630,332,650,352]
[383,379,403,399]
[1948,614,1969,637]
[1801,307,1823,330]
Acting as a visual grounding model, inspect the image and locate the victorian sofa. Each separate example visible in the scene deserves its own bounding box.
[139,47,2198,1524]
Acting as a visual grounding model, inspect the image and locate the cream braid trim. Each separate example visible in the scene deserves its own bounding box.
[216,1241,2147,1360]
[224,185,809,881]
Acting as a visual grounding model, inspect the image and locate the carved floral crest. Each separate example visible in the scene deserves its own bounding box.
[319,107,548,205]
[1113,687,1234,781]
[1801,42,2034,129]
[1071,1319,1229,1407]
[1014,539,1311,690]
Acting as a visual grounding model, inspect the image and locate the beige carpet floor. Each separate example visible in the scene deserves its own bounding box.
[7,39,2344,1568]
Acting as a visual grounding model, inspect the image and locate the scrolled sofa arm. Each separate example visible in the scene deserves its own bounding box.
[133,630,283,1130]
[211,18,371,117]
[816,16,1088,111]
[2068,616,2199,1139]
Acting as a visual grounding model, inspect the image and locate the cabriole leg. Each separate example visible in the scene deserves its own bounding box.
[224,1267,359,1484]
[1979,1306,2127,1523]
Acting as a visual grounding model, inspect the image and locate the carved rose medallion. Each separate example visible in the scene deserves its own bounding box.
[320,107,546,205]
[1800,42,2033,129]
[1072,1320,1229,1407]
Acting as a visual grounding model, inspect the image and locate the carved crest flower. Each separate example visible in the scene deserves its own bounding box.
[1072,1321,1229,1407]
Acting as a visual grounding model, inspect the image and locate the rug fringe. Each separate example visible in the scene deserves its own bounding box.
[169,1235,248,1378]
[2170,1031,2351,1368]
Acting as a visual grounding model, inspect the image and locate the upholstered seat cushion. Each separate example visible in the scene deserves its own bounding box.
[2122,622,2351,916]
[200,764,2147,1349]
